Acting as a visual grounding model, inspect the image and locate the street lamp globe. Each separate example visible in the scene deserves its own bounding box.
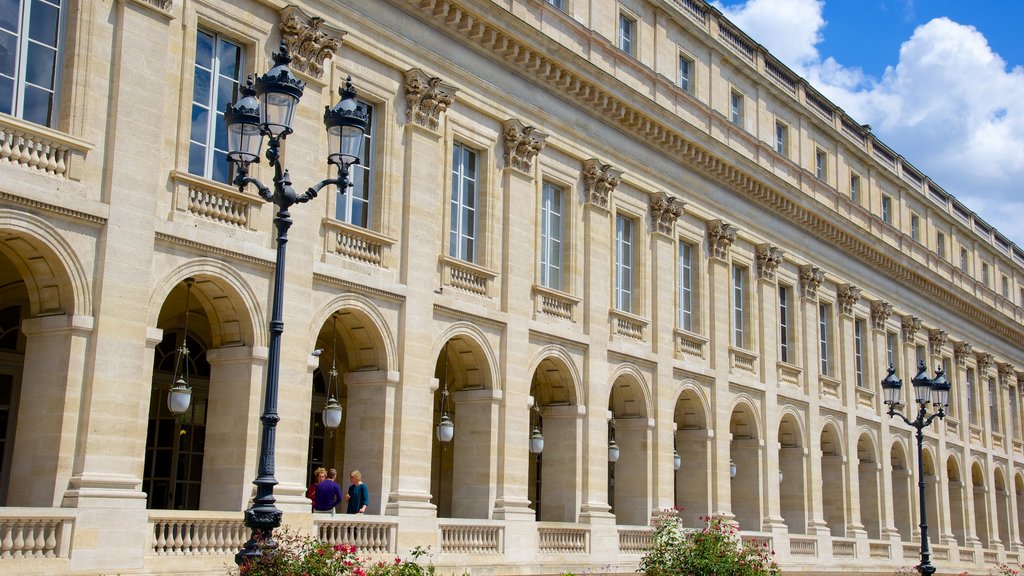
[911,361,933,404]
[253,42,305,137]
[324,77,368,169]
[881,365,903,407]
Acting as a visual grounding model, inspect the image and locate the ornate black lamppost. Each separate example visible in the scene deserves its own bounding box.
[224,41,367,566]
[881,361,951,576]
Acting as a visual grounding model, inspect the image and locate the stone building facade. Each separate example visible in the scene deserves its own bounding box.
[2,0,1024,574]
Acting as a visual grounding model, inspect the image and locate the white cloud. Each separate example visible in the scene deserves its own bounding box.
[714,1,1024,246]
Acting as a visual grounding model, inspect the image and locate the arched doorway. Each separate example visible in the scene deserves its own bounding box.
[674,386,710,528]
[0,252,27,505]
[891,442,913,540]
[730,402,762,531]
[528,353,581,522]
[857,434,881,539]
[608,371,651,526]
[947,457,967,546]
[778,413,806,535]
[820,424,846,536]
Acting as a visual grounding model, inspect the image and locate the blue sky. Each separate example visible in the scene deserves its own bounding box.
[713,0,1024,247]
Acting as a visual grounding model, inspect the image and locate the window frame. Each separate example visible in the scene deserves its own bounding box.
[910,213,920,242]
[539,181,565,291]
[881,195,893,224]
[774,121,787,155]
[819,302,832,377]
[854,318,865,387]
[814,149,827,181]
[187,29,246,185]
[449,141,480,263]
[0,0,66,127]
[732,265,747,349]
[678,240,695,332]
[850,173,861,204]
[730,90,744,127]
[961,247,970,273]
[335,99,377,227]
[966,368,976,424]
[614,213,636,313]
[779,284,792,363]
[936,231,946,259]
[618,11,636,56]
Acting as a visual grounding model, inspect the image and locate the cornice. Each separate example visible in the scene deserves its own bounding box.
[433,303,506,329]
[399,0,1024,349]
[155,232,274,269]
[312,272,406,303]
[0,191,107,225]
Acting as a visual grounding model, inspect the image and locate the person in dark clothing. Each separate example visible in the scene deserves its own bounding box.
[312,469,344,513]
[345,469,369,514]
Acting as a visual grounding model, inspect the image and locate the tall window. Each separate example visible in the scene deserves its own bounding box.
[618,13,635,55]
[1002,275,1010,299]
[881,195,892,224]
[990,377,999,432]
[815,149,826,180]
[854,319,865,387]
[188,31,244,184]
[1,0,63,126]
[943,357,954,416]
[730,91,743,127]
[775,122,787,155]
[936,232,946,258]
[337,101,374,226]
[850,174,860,204]
[732,266,746,348]
[778,285,791,363]
[982,262,990,287]
[545,0,564,9]
[679,55,693,92]
[967,368,976,424]
[678,242,694,331]
[819,303,832,376]
[1011,387,1018,439]
[915,345,926,368]
[961,248,970,273]
[539,182,564,291]
[449,142,478,262]
[886,332,897,368]
[615,215,634,313]
[910,214,920,242]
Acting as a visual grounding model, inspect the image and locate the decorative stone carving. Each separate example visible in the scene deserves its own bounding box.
[901,315,922,341]
[837,284,861,316]
[650,192,684,236]
[279,6,345,80]
[581,159,622,208]
[798,265,824,298]
[870,301,893,330]
[999,363,1016,386]
[928,329,947,356]
[756,244,783,281]
[976,353,994,374]
[502,119,547,173]
[405,69,457,130]
[706,220,736,260]
[141,0,172,11]
[954,342,973,367]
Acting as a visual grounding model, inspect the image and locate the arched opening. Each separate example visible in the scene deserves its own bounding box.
[608,372,651,526]
[820,425,846,536]
[778,414,806,534]
[973,462,991,547]
[674,387,710,528]
[1015,474,1024,548]
[922,449,942,543]
[995,469,1010,547]
[528,354,581,522]
[430,335,499,519]
[947,457,967,546]
[891,443,913,540]
[857,434,881,539]
[0,251,27,505]
[306,306,393,514]
[730,403,762,531]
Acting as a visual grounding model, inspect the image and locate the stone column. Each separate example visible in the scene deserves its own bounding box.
[343,369,399,515]
[200,345,267,511]
[613,417,653,526]
[9,314,93,506]
[706,220,735,521]
[798,265,827,536]
[756,245,786,533]
[450,388,501,519]
[539,405,585,522]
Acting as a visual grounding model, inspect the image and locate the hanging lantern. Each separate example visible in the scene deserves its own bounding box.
[529,401,544,454]
[322,314,343,429]
[673,449,682,471]
[167,278,195,415]
[436,342,454,443]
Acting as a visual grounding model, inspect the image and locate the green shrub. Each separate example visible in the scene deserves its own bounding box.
[639,509,780,576]
[234,529,435,576]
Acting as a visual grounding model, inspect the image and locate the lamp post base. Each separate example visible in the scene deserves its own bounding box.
[234,507,283,566]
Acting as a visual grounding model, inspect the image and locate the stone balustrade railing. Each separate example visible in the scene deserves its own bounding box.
[324,219,395,267]
[441,256,496,297]
[537,523,589,554]
[148,511,247,556]
[172,171,256,230]
[315,516,397,554]
[0,509,74,559]
[675,329,708,359]
[832,538,856,558]
[533,285,579,322]
[438,520,502,554]
[610,309,647,341]
[617,527,653,554]
[0,115,90,179]
[790,536,817,556]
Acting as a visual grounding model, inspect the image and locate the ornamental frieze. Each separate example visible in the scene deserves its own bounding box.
[870,300,892,330]
[706,220,736,260]
[405,69,457,130]
[650,192,684,236]
[837,285,861,316]
[502,119,547,173]
[798,265,824,298]
[928,329,947,356]
[581,159,622,208]
[954,342,973,367]
[279,6,345,80]
[756,244,783,281]
[901,315,922,341]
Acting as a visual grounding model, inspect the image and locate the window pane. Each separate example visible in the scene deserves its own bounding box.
[0,30,16,78]
[21,83,51,124]
[217,38,241,78]
[24,41,55,87]
[211,150,229,183]
[0,0,19,33]
[0,77,13,116]
[190,104,209,145]
[195,31,213,69]
[28,0,59,47]
[192,67,211,109]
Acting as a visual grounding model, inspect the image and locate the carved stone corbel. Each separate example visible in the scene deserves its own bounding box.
[837,285,861,316]
[581,159,622,208]
[650,192,684,236]
[279,6,346,80]
[976,353,994,375]
[798,265,824,298]
[405,69,457,130]
[870,301,892,330]
[706,220,736,261]
[954,342,973,367]
[901,315,922,341]
[502,119,547,173]
[928,329,947,356]
[756,244,783,281]
[999,363,1016,386]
